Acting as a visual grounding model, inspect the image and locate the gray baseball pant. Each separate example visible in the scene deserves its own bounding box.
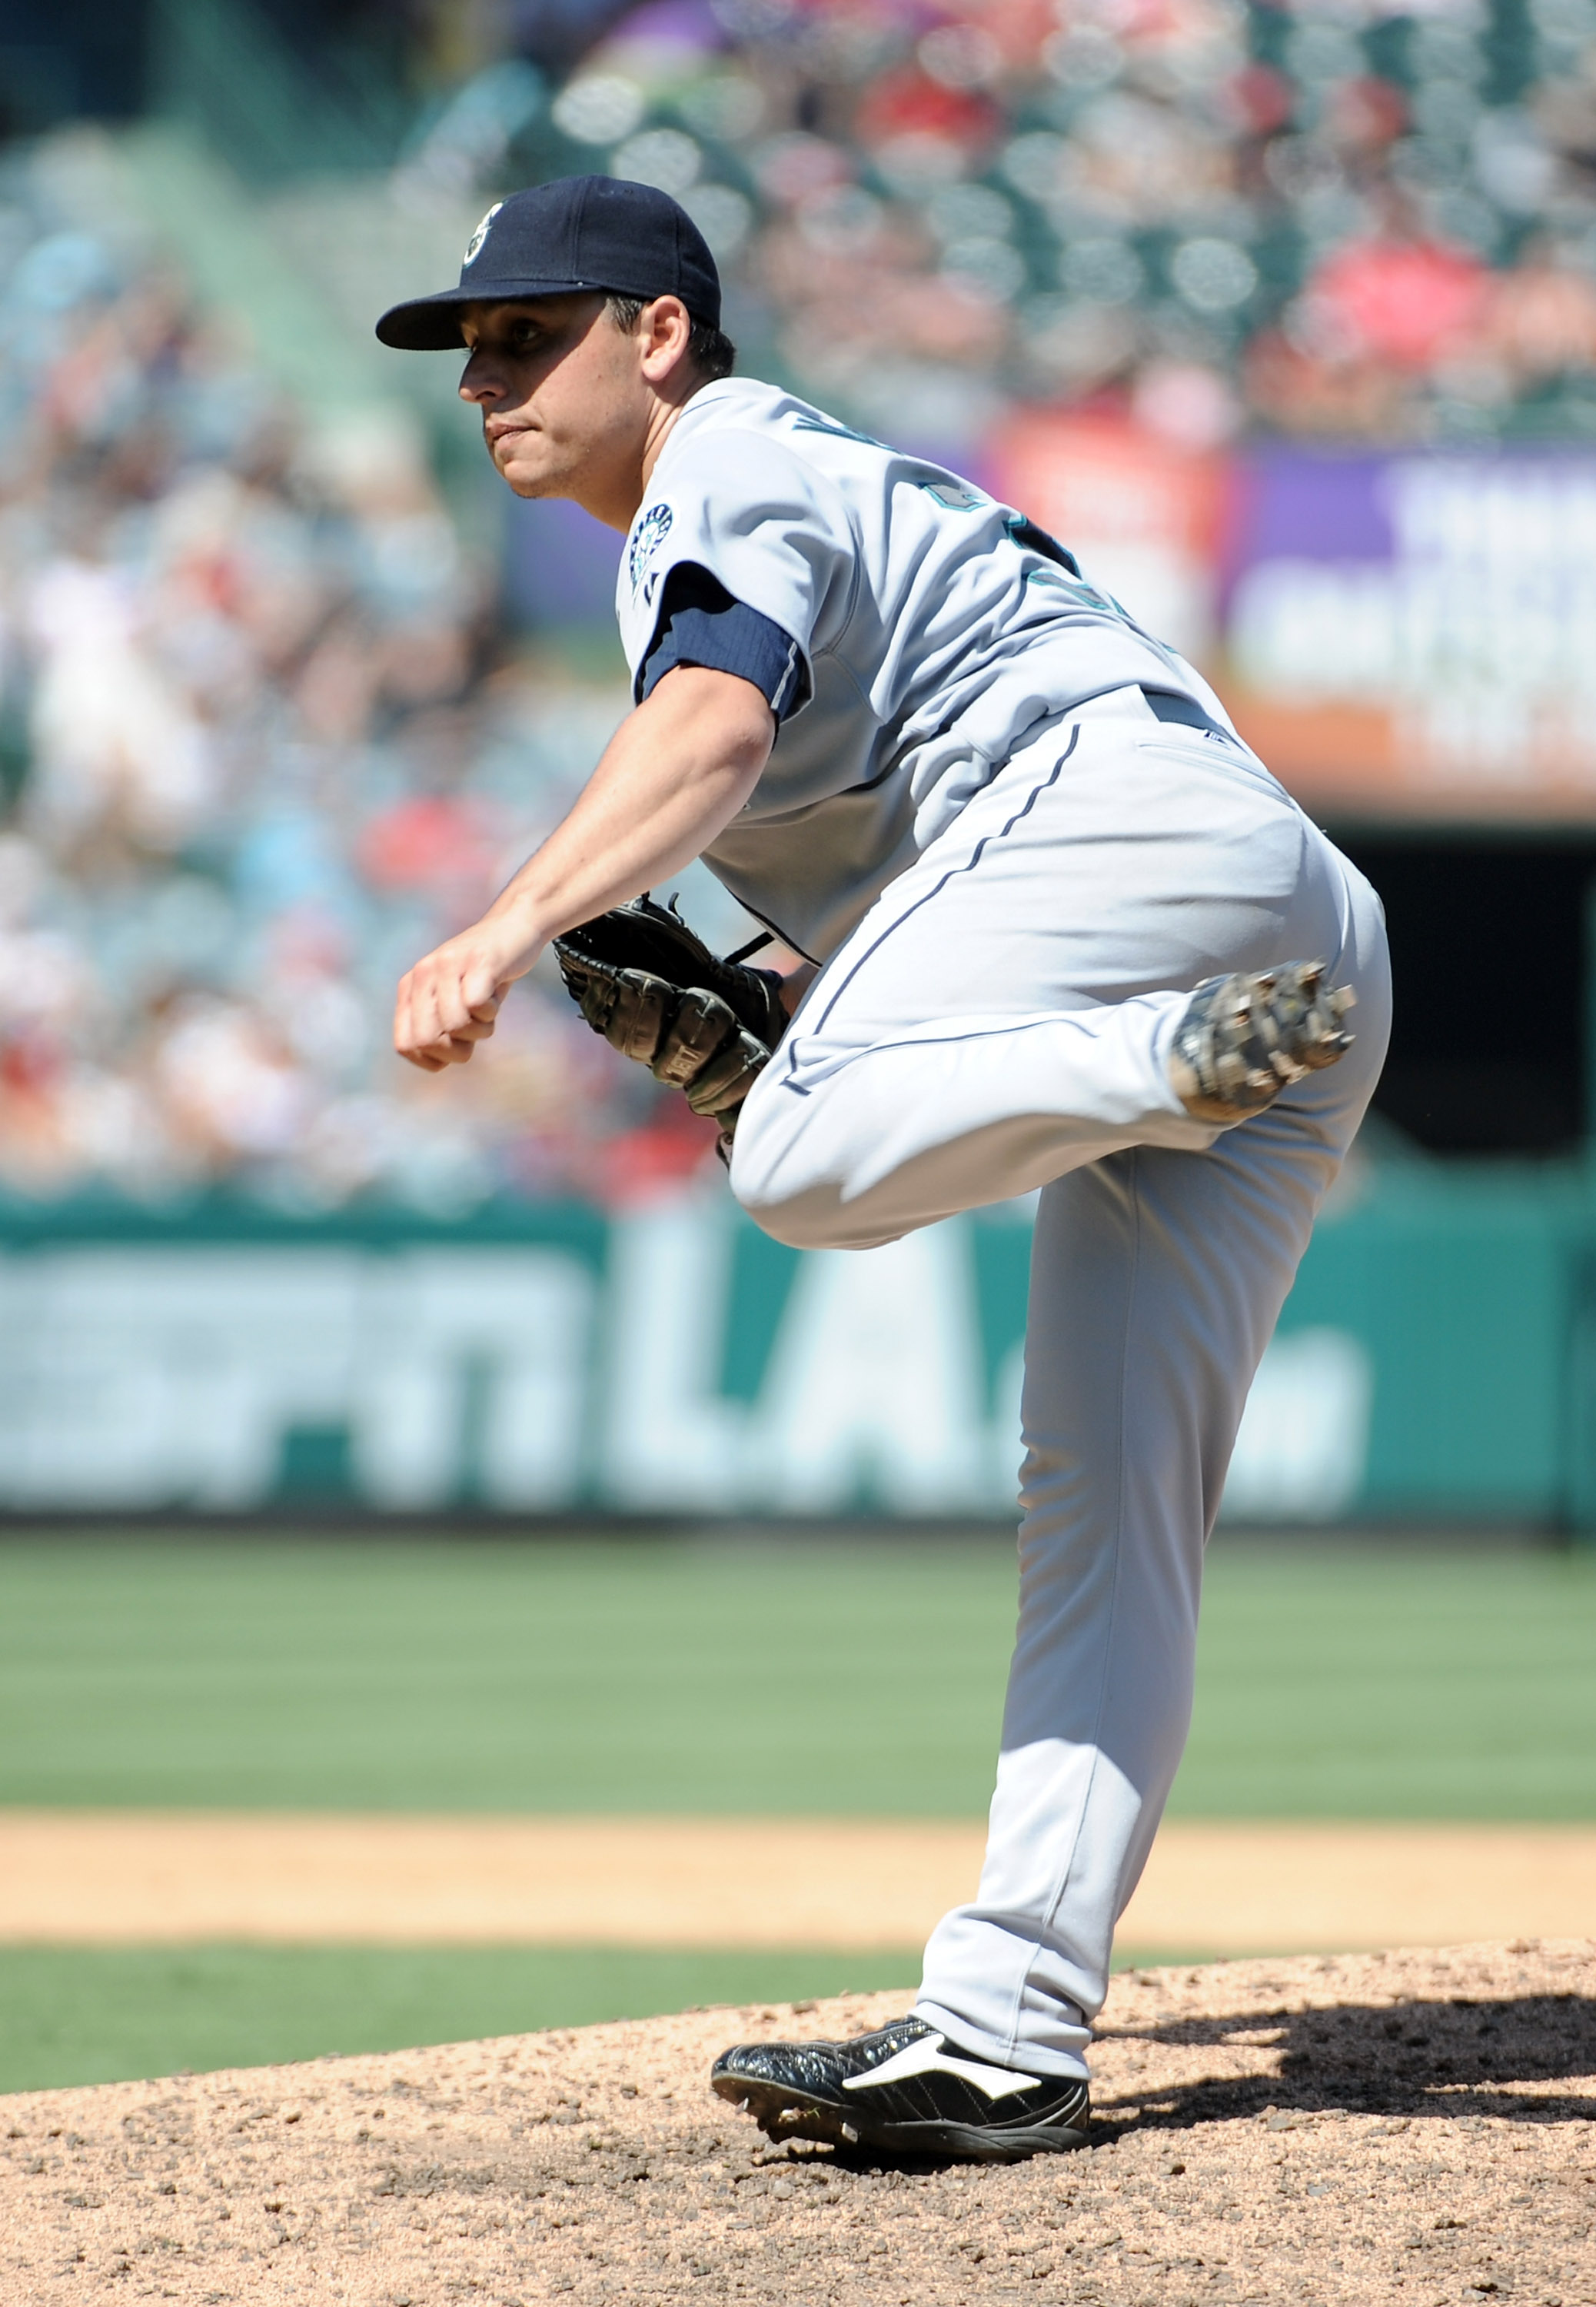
[727,686,1392,2080]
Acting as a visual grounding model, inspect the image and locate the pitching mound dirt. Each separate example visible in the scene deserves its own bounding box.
[3,1941,1592,2306]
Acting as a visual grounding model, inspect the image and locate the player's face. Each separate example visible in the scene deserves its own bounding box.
[457,295,658,522]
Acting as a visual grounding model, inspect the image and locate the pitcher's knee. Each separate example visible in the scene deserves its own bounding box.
[728,1123,903,1250]
[726,1135,850,1249]
[728,1063,918,1249]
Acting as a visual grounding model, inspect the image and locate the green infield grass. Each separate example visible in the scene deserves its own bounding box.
[0,1534,1592,1820]
[0,1941,1222,2097]
[0,1945,919,2096]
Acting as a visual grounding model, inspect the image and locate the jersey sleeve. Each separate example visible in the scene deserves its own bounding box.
[637,563,810,721]
[617,426,855,713]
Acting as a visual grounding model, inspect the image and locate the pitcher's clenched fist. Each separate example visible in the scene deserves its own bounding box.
[392,917,527,1070]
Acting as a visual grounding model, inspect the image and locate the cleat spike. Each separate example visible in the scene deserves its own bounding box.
[1168,961,1357,1125]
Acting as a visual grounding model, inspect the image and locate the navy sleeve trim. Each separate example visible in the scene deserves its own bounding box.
[637,562,811,723]
[1003,512,1081,578]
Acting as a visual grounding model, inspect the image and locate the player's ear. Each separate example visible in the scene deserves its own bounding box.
[640,295,693,382]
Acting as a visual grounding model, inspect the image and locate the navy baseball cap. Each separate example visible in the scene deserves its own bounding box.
[375,176,722,350]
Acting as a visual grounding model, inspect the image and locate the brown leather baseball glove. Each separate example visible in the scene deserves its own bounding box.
[552,897,787,1146]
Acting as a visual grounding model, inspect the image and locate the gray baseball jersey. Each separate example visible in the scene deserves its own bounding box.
[615,376,1228,960]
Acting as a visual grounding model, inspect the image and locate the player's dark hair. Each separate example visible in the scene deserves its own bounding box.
[604,293,736,381]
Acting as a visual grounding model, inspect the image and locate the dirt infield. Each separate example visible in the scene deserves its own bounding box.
[2,1941,1592,2305]
[5,1813,1596,1950]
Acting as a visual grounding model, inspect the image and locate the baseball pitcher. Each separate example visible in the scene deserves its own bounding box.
[377,178,1390,2161]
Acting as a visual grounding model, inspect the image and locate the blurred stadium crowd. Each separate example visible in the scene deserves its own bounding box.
[0,163,665,1211]
[528,0,1596,446]
[2,0,1594,1207]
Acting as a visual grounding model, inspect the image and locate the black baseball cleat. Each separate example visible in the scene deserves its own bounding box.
[710,2013,1091,2162]
[1168,960,1355,1125]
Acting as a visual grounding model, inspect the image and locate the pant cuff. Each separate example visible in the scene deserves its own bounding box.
[913,1999,1092,2083]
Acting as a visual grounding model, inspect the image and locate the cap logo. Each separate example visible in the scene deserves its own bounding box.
[629,501,673,591]
[464,203,503,266]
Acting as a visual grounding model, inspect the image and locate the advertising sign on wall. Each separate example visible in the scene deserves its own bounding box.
[991,414,1596,823]
[0,1177,1571,1526]
[1223,448,1596,819]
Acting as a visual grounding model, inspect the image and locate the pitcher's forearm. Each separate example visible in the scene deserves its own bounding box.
[393,665,775,1070]
[487,670,773,957]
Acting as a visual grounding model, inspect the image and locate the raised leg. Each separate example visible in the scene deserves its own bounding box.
[729,710,1375,1251]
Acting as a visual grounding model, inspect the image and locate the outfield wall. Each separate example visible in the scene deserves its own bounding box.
[0,1165,1585,1526]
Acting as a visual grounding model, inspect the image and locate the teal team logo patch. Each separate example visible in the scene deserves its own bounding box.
[629,501,673,591]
